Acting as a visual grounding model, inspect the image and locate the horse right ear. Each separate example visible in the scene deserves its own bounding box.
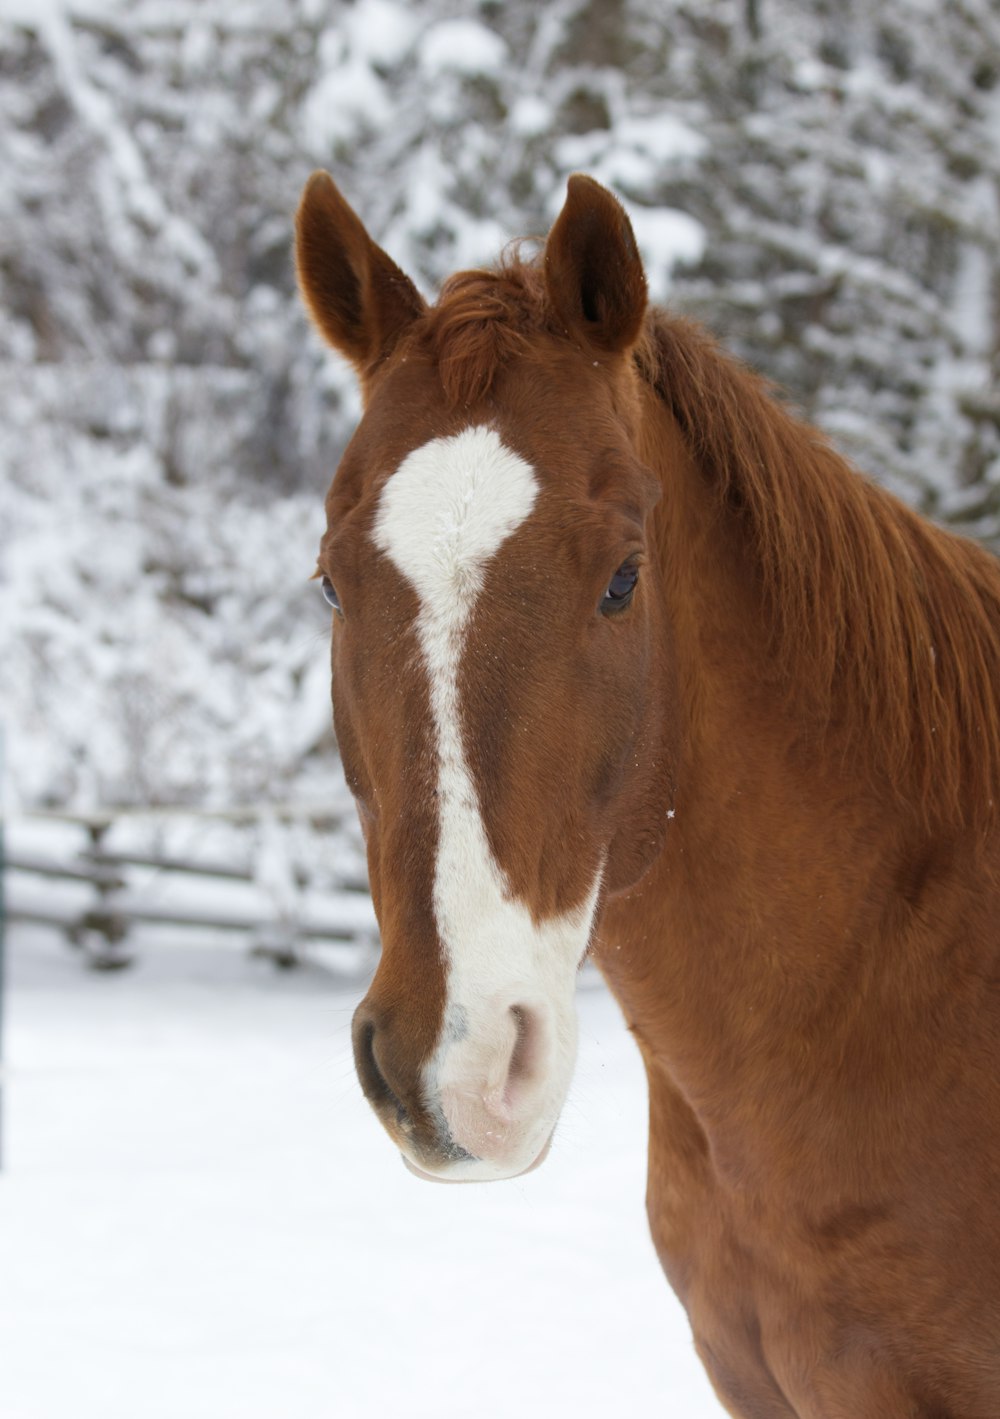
[544,174,648,353]
[295,172,426,378]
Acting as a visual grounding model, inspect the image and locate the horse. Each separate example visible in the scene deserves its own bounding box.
[294,171,1000,1418]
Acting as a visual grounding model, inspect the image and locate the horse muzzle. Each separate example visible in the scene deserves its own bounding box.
[352,995,576,1182]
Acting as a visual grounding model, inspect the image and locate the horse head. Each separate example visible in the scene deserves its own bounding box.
[296,174,674,1181]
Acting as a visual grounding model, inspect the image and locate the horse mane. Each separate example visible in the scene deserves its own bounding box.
[416,255,1000,828]
[637,313,1000,829]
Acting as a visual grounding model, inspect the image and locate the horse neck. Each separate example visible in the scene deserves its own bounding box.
[598,383,970,1129]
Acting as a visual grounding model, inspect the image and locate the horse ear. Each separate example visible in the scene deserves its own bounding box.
[295,171,426,376]
[544,174,648,353]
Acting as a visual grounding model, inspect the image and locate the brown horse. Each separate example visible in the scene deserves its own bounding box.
[295,171,1000,1418]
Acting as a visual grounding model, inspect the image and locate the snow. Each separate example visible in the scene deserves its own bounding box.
[344,0,420,69]
[950,213,996,353]
[509,94,552,137]
[301,40,389,150]
[553,112,706,189]
[0,361,335,809]
[628,206,708,302]
[0,928,726,1418]
[418,19,508,77]
[616,113,708,165]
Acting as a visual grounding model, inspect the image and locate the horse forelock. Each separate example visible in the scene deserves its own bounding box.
[409,252,555,408]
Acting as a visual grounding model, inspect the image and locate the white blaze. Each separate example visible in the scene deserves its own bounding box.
[372,426,601,1178]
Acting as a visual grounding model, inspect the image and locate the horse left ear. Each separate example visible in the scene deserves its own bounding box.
[544,174,648,354]
[295,171,426,378]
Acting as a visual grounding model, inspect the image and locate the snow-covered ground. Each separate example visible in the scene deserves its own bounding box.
[0,927,725,1419]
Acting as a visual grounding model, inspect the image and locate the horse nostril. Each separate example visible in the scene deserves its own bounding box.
[506,1004,541,1094]
[354,1017,379,1092]
[353,1013,409,1127]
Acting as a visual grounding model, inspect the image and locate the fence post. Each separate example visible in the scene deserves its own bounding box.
[77,818,131,970]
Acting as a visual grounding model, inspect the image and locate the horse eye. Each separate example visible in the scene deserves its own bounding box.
[320,575,341,612]
[601,562,639,613]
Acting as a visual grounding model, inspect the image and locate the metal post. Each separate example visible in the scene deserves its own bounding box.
[0,728,6,1171]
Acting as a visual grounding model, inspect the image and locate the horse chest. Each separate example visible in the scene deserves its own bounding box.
[646,1165,805,1417]
[643,1082,1000,1419]
[648,1177,908,1419]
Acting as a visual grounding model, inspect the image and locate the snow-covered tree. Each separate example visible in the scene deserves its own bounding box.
[1,0,997,808]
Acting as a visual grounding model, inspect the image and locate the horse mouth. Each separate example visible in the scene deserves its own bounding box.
[399,1129,555,1184]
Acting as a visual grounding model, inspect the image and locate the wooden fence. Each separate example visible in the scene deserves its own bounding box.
[3,807,378,973]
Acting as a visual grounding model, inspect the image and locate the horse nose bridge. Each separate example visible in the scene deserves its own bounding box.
[366,800,440,937]
[442,993,547,1079]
